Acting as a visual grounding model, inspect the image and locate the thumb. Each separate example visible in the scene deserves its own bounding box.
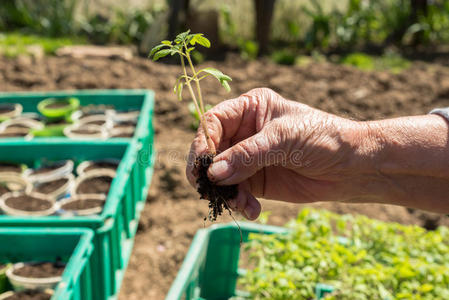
[208,127,280,185]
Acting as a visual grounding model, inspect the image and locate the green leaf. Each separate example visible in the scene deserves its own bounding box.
[161,40,172,45]
[175,30,191,43]
[148,44,165,58]
[190,34,211,48]
[152,49,171,61]
[201,67,232,91]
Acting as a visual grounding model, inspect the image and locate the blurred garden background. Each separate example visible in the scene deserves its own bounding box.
[2,1,449,299]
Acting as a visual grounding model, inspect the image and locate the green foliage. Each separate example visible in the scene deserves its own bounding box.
[341,52,410,73]
[188,101,212,130]
[240,209,449,300]
[0,32,84,57]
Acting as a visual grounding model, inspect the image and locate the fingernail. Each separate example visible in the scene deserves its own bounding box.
[208,160,233,181]
[244,205,255,220]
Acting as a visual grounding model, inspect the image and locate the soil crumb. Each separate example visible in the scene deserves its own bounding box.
[194,154,238,221]
[13,262,65,278]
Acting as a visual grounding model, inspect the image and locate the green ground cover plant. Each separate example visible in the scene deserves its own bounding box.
[240,209,449,300]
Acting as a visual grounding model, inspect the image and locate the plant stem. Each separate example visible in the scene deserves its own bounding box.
[180,55,216,154]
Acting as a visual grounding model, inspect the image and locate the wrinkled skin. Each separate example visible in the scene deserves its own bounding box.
[186,88,366,220]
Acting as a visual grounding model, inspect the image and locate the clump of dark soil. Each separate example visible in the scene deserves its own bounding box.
[5,195,52,211]
[34,178,67,194]
[4,290,51,300]
[46,102,70,109]
[61,199,105,210]
[0,162,22,173]
[76,176,112,194]
[13,262,65,278]
[194,154,238,221]
[31,162,65,175]
[84,162,118,173]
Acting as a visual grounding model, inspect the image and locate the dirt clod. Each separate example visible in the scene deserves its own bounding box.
[194,154,238,222]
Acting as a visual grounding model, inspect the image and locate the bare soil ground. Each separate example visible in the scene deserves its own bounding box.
[1,54,449,299]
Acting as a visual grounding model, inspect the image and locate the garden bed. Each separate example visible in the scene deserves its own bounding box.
[1,54,449,299]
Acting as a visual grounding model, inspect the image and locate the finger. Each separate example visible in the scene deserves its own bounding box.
[186,134,208,188]
[240,192,261,220]
[208,124,282,185]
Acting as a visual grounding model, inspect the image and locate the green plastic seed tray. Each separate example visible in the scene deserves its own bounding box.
[166,223,335,300]
[0,227,94,300]
[0,89,154,146]
[0,140,155,300]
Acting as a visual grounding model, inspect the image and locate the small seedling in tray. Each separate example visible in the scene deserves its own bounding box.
[150,31,241,229]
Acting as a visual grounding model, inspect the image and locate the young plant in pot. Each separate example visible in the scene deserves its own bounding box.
[150,31,238,223]
[0,192,57,216]
[0,289,53,300]
[37,97,80,121]
[6,261,64,291]
[0,104,22,122]
[76,159,120,176]
[72,169,116,195]
[0,173,32,198]
[24,160,74,183]
[58,194,106,216]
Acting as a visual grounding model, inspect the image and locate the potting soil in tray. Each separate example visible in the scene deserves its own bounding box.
[34,178,67,194]
[0,163,22,173]
[83,120,106,126]
[76,176,112,195]
[5,196,52,211]
[113,122,136,129]
[111,132,133,138]
[13,262,64,278]
[61,199,105,210]
[84,162,118,173]
[71,128,100,135]
[3,290,51,300]
[0,131,28,138]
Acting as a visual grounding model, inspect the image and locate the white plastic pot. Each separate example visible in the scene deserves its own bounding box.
[24,160,74,183]
[32,174,75,201]
[0,104,22,122]
[6,263,62,291]
[58,194,107,216]
[107,110,140,123]
[76,159,120,176]
[72,169,116,195]
[110,126,135,138]
[0,118,44,132]
[0,192,58,216]
[0,173,32,195]
[77,115,113,129]
[63,124,108,140]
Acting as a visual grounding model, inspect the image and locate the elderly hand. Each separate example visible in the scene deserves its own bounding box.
[186,88,449,220]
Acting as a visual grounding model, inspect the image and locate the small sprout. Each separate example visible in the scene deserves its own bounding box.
[149,30,232,155]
